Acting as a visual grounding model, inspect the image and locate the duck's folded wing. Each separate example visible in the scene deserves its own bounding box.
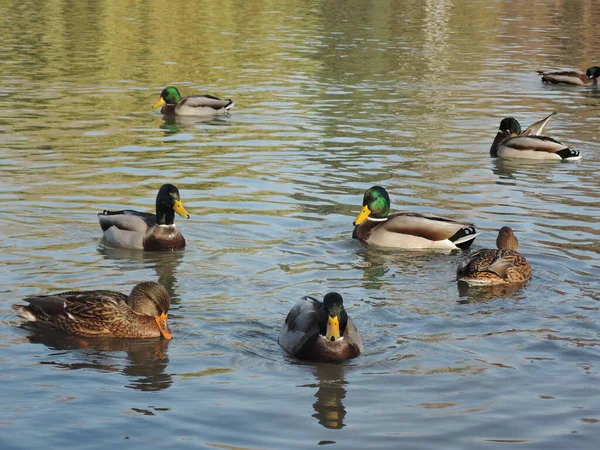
[344,318,364,354]
[181,95,234,110]
[488,251,529,279]
[25,291,125,317]
[504,136,567,153]
[537,70,585,84]
[278,296,321,355]
[21,295,68,317]
[522,111,556,136]
[486,255,516,279]
[384,212,475,241]
[457,249,498,277]
[97,210,155,232]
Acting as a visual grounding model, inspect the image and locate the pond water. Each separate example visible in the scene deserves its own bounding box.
[1,0,599,448]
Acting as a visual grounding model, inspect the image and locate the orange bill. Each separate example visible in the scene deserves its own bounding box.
[155,312,173,340]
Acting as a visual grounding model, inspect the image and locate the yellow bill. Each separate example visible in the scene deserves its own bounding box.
[153,97,166,109]
[326,315,340,341]
[155,312,173,340]
[173,200,190,219]
[353,205,371,226]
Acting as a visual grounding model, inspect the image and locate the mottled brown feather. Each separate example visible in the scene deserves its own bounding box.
[13,282,171,339]
[457,227,531,285]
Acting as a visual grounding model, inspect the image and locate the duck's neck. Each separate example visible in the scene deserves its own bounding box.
[161,104,177,115]
[156,205,175,225]
[490,130,511,156]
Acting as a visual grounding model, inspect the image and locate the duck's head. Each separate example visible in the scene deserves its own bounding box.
[323,292,348,342]
[498,118,522,136]
[490,118,521,156]
[586,66,600,79]
[155,184,190,225]
[128,281,173,339]
[153,86,183,109]
[496,226,518,251]
[353,185,390,226]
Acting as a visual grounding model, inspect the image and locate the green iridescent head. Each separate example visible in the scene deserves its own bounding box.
[353,186,391,225]
[153,86,183,109]
[498,118,521,136]
[586,66,600,79]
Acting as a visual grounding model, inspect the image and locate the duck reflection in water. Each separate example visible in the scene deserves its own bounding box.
[19,327,173,392]
[159,114,233,137]
[306,363,348,430]
[456,280,527,303]
[97,245,183,304]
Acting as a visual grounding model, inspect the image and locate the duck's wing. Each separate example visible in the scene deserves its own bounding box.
[499,136,580,160]
[488,250,531,281]
[179,95,235,111]
[97,210,155,232]
[522,111,556,136]
[384,212,478,243]
[278,296,322,356]
[457,249,499,279]
[537,70,587,85]
[343,317,364,354]
[15,290,126,331]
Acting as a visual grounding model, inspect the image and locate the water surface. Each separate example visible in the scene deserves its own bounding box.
[1,0,600,448]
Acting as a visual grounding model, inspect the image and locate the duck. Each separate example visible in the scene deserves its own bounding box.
[98,184,190,251]
[490,112,581,161]
[153,86,234,116]
[278,293,363,362]
[537,66,600,85]
[352,186,479,250]
[13,281,173,339]
[457,226,531,286]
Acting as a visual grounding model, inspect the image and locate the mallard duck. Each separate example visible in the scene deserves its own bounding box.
[153,86,234,116]
[352,186,478,250]
[490,112,581,161]
[98,184,190,251]
[13,281,173,339]
[537,66,600,85]
[457,226,531,286]
[278,293,363,362]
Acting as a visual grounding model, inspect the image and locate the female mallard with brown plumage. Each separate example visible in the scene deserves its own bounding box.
[457,226,531,286]
[98,184,190,251]
[278,293,363,362]
[153,86,234,116]
[490,112,581,161]
[537,66,600,85]
[13,281,173,339]
[352,186,478,250]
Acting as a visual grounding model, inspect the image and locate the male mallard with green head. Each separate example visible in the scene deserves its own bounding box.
[537,66,600,85]
[352,186,478,250]
[98,184,190,251]
[13,281,173,339]
[153,86,234,116]
[490,112,581,161]
[279,293,363,362]
[457,226,531,286]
